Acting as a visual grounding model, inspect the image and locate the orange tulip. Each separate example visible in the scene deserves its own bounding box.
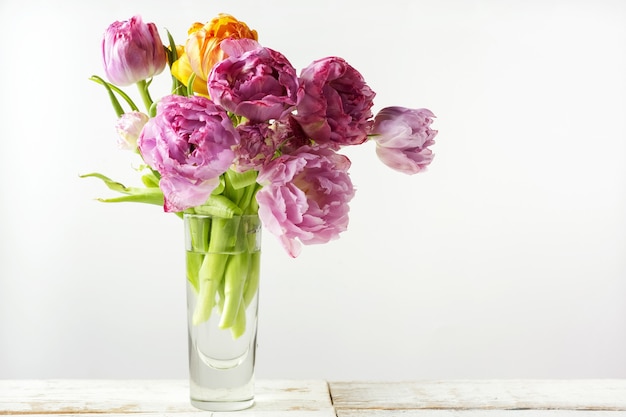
[171,14,258,96]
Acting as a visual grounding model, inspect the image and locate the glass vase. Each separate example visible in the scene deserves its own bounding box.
[183,213,261,411]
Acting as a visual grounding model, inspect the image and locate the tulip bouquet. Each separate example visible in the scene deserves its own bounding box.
[84,14,437,337]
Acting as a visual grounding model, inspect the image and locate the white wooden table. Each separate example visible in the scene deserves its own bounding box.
[1,380,625,416]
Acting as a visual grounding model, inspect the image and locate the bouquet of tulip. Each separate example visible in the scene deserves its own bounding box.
[83,14,437,337]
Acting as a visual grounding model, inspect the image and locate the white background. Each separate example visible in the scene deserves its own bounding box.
[1,0,625,380]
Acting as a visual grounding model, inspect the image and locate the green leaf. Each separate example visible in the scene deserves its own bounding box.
[193,195,243,218]
[141,172,160,188]
[89,75,124,117]
[164,31,184,96]
[95,192,163,206]
[225,169,258,190]
[165,29,179,65]
[186,73,196,97]
[89,75,139,113]
[80,172,164,206]
[80,172,131,193]
[211,176,226,195]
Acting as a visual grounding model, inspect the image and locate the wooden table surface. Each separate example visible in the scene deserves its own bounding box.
[1,379,625,416]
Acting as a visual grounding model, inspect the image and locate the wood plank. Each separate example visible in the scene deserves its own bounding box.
[329,380,626,411]
[0,380,335,416]
[337,411,626,417]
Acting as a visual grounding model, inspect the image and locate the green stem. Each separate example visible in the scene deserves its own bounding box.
[223,173,244,207]
[192,252,228,325]
[186,252,203,292]
[136,79,154,113]
[240,183,260,214]
[243,251,261,307]
[187,215,211,253]
[191,216,242,325]
[219,251,249,330]
[187,205,260,335]
[230,300,247,339]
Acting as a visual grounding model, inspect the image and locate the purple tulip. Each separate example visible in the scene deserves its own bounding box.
[208,44,299,122]
[256,147,355,257]
[370,107,437,175]
[294,57,375,148]
[232,122,279,172]
[102,15,167,86]
[272,115,311,155]
[233,115,311,172]
[137,95,239,212]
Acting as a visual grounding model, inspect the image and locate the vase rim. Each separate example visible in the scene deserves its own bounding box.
[183,213,260,219]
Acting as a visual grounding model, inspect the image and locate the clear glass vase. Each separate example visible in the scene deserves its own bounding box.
[183,214,261,411]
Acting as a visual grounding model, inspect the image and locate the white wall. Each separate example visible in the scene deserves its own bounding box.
[1,0,624,380]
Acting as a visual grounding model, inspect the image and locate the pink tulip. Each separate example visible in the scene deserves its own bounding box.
[256,147,355,257]
[294,57,375,148]
[208,43,298,122]
[370,107,437,175]
[114,111,149,151]
[102,15,167,86]
[232,122,279,172]
[137,95,239,212]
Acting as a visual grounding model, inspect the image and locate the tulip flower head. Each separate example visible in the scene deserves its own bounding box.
[171,14,258,96]
[102,15,167,86]
[115,111,149,151]
[137,95,240,212]
[208,43,299,122]
[256,147,355,257]
[294,57,375,149]
[370,107,437,175]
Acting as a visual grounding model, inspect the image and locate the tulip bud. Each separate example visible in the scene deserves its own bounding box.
[115,111,149,151]
[102,15,167,86]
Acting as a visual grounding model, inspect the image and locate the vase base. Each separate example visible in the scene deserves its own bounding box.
[191,398,254,411]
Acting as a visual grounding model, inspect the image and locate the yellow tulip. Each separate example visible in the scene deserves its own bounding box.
[171,52,210,95]
[171,14,258,96]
